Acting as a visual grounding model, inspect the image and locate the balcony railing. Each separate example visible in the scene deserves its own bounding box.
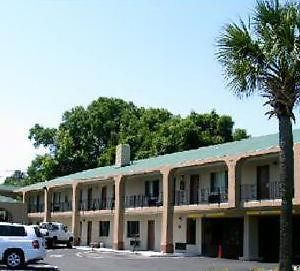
[174,188,228,206]
[240,182,282,201]
[79,197,115,211]
[28,203,44,213]
[124,193,163,208]
[51,201,72,212]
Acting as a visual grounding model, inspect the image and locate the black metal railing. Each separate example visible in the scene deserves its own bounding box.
[174,188,228,206]
[28,203,44,213]
[124,193,163,208]
[240,182,282,201]
[79,197,115,211]
[51,201,72,212]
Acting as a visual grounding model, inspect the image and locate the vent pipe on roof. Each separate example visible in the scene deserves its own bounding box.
[115,144,131,167]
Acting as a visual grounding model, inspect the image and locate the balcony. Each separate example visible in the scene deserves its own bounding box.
[79,198,115,211]
[174,188,228,206]
[124,194,163,208]
[240,182,282,201]
[51,201,72,212]
[28,203,44,213]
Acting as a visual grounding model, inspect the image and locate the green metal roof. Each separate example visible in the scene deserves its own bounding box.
[18,129,300,192]
[0,184,17,192]
[0,195,21,204]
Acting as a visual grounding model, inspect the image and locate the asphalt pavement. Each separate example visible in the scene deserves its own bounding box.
[0,248,277,271]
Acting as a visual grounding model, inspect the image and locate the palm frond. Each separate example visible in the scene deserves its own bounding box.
[217,0,300,118]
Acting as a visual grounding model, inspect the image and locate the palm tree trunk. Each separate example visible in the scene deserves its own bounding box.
[278,114,294,271]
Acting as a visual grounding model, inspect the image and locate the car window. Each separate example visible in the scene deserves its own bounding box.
[33,227,43,238]
[0,225,26,236]
[52,225,59,230]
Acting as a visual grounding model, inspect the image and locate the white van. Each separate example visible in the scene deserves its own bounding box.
[0,222,46,269]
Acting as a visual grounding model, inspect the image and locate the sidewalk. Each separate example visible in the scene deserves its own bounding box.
[74,246,200,257]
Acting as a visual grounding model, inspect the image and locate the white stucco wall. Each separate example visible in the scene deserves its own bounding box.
[123,214,161,251]
[80,181,114,202]
[80,217,114,248]
[28,218,43,225]
[29,191,45,207]
[241,158,279,185]
[173,213,202,254]
[124,175,162,198]
[174,164,227,203]
[52,188,72,204]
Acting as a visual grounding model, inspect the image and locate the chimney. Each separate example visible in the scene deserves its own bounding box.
[115,144,131,167]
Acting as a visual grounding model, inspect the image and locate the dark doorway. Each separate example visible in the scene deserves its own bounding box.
[186,218,196,245]
[87,221,92,246]
[257,165,270,200]
[36,195,40,212]
[101,186,107,209]
[257,215,300,263]
[293,216,300,264]
[87,188,93,210]
[258,216,279,262]
[190,175,199,204]
[147,220,155,250]
[202,218,243,259]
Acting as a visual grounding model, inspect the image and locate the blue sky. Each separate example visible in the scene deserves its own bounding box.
[0,0,298,179]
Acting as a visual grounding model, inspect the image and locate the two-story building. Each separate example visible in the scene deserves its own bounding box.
[0,184,26,223]
[18,130,300,263]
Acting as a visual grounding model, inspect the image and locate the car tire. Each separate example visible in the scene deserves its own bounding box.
[46,238,53,249]
[5,249,25,270]
[67,237,73,248]
[52,236,58,248]
[67,241,72,248]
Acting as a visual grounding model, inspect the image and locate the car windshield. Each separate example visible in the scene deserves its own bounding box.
[40,223,59,230]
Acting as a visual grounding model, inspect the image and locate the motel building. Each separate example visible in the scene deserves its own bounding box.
[17,130,300,263]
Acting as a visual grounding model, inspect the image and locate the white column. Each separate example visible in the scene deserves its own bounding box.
[242,215,258,260]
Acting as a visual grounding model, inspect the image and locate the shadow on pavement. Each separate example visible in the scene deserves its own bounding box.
[46,245,74,250]
[0,263,59,270]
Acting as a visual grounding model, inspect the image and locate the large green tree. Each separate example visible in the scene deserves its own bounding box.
[217,1,300,270]
[23,97,248,186]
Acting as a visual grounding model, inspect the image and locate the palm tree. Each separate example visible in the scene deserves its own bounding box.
[217,1,300,270]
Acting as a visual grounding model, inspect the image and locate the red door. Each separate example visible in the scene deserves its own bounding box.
[147,220,155,250]
[257,165,270,200]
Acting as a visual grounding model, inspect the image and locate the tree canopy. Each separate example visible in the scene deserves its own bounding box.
[5,97,249,186]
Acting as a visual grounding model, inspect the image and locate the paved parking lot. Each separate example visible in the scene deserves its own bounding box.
[0,248,277,271]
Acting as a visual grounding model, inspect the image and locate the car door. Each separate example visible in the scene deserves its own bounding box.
[0,225,8,259]
[58,225,68,241]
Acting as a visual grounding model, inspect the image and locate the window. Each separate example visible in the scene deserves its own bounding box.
[145,180,159,198]
[0,225,26,236]
[210,171,228,193]
[79,189,83,204]
[127,221,140,238]
[99,221,110,237]
[180,178,185,191]
[0,210,8,222]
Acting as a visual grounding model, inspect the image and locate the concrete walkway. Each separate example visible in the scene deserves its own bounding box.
[74,246,200,257]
